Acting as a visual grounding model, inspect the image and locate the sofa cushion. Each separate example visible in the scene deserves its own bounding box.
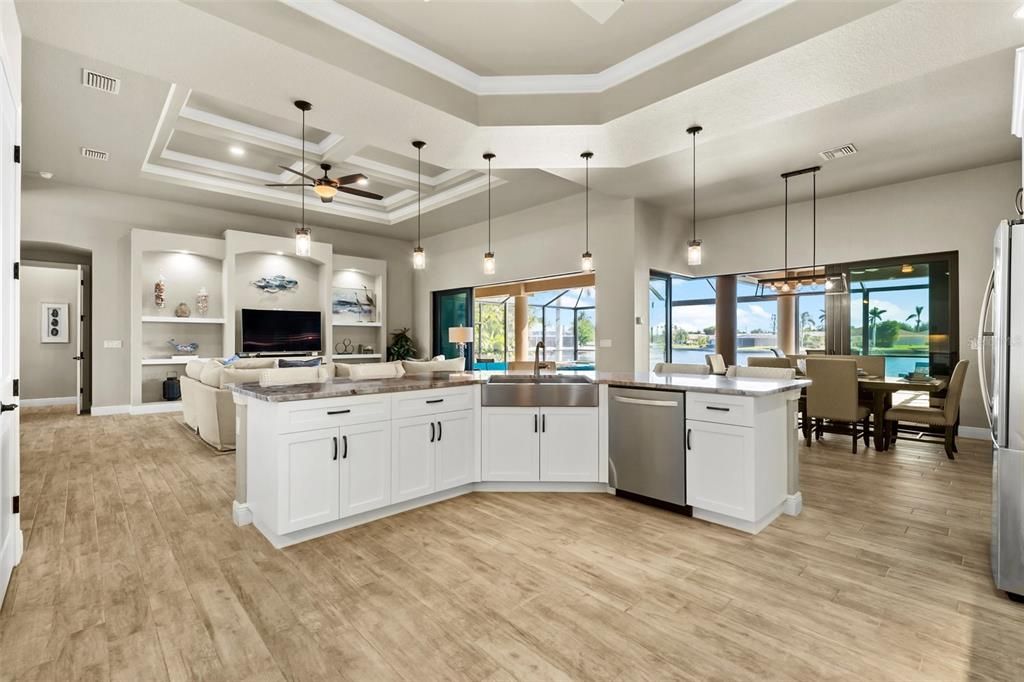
[348,361,406,381]
[335,362,352,378]
[232,357,278,370]
[184,359,207,380]
[402,358,466,374]
[220,366,269,388]
[278,357,322,368]
[199,360,224,388]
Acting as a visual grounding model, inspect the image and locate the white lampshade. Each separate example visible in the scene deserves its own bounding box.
[448,327,474,344]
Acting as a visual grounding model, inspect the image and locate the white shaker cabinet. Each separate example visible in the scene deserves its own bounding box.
[277,427,341,534]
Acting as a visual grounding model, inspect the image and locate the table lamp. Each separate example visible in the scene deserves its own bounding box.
[448,326,474,374]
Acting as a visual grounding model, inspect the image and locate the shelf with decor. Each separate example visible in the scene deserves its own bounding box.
[332,321,382,327]
[141,357,212,366]
[141,316,226,324]
[332,353,382,361]
[331,254,387,365]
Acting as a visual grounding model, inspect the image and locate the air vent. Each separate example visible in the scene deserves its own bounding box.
[81,69,120,94]
[80,147,109,161]
[819,143,858,161]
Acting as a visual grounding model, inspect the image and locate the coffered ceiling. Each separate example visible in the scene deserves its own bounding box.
[15,0,1024,240]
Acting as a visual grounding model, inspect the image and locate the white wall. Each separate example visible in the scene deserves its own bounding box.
[19,264,78,401]
[21,180,414,409]
[414,191,640,371]
[687,161,1019,429]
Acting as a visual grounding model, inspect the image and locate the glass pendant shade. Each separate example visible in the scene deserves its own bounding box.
[313,184,336,200]
[825,273,848,296]
[295,226,311,256]
[687,240,703,266]
[483,251,496,275]
[581,251,594,272]
[412,246,426,270]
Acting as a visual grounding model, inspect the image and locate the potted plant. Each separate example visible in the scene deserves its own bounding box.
[387,328,417,362]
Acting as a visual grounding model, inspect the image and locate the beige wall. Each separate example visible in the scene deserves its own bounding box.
[19,264,78,400]
[685,161,1020,429]
[414,191,640,371]
[22,180,414,409]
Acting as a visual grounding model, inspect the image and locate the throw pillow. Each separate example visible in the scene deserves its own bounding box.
[402,358,466,374]
[347,362,406,381]
[277,357,323,368]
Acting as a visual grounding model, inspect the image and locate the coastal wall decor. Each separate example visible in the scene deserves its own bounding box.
[40,303,69,343]
[332,285,377,324]
[174,302,192,318]
[196,287,209,316]
[251,275,299,294]
[167,339,199,354]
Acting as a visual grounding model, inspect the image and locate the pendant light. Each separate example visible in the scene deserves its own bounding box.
[412,140,426,270]
[294,99,312,257]
[482,152,496,275]
[580,151,594,272]
[686,125,703,266]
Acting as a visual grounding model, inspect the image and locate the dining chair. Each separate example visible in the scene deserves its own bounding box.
[654,362,710,375]
[804,358,871,453]
[748,357,794,369]
[727,366,796,380]
[706,354,727,375]
[884,360,969,459]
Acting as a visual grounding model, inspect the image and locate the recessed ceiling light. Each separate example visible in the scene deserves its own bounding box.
[1014,3,1024,18]
[275,251,284,255]
[357,176,369,186]
[39,171,53,179]
[229,145,245,157]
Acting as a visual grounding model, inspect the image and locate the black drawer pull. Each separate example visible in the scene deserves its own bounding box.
[706,406,731,412]
[328,409,352,415]
[332,436,338,461]
[342,435,348,459]
[430,422,436,443]
[437,421,442,441]
[426,398,444,404]
[686,428,692,451]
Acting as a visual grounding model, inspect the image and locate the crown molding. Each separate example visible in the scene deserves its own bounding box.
[279,0,795,95]
[179,104,344,155]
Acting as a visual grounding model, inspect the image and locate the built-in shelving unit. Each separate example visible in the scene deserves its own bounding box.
[331,254,387,364]
[141,357,210,366]
[332,353,382,361]
[141,316,226,324]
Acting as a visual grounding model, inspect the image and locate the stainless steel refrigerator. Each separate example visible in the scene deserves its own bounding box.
[979,219,1024,602]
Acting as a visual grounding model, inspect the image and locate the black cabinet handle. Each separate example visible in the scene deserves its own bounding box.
[534,414,538,433]
[430,422,436,443]
[426,398,444,404]
[542,414,546,433]
[342,435,348,459]
[1,403,17,414]
[328,409,351,415]
[437,421,442,441]
[706,406,731,412]
[686,428,692,451]
[332,436,338,461]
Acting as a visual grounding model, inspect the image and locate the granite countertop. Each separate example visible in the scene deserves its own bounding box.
[592,372,810,397]
[231,369,808,402]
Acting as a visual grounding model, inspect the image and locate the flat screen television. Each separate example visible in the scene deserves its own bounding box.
[240,308,322,354]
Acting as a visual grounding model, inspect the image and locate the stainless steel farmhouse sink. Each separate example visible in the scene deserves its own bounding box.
[482,375,599,407]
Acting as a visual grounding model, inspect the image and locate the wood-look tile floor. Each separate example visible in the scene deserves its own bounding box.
[2,407,1023,681]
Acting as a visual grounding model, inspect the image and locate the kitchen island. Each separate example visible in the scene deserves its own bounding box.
[231,370,807,547]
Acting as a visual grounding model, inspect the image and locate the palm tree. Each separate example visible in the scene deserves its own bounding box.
[868,306,887,347]
[800,311,813,331]
[818,309,826,331]
[906,305,925,332]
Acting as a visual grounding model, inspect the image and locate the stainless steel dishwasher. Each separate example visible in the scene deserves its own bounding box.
[608,386,688,509]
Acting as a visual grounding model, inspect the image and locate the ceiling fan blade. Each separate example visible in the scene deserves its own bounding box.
[338,186,384,201]
[264,182,311,187]
[333,173,367,186]
[278,165,317,182]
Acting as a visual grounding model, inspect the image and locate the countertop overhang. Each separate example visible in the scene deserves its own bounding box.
[230,370,809,403]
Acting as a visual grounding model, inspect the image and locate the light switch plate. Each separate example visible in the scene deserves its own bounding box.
[103,340,122,349]
[599,339,612,348]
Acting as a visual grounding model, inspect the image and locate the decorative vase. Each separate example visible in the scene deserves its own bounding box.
[174,302,191,318]
[154,276,167,309]
[196,287,209,317]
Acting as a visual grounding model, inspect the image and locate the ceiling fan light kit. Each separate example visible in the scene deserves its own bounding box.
[686,125,703,267]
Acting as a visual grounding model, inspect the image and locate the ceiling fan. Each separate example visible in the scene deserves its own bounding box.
[266,162,384,203]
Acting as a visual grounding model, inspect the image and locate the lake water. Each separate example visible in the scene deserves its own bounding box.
[670,348,926,376]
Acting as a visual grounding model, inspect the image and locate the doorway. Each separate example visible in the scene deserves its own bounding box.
[20,244,93,414]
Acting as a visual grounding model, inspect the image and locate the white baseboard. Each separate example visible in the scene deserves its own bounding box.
[19,397,76,407]
[692,501,785,535]
[783,492,803,516]
[130,402,183,415]
[233,501,253,527]
[90,404,130,416]
[473,481,609,493]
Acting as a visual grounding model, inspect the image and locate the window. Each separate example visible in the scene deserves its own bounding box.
[735,279,777,366]
[797,292,825,352]
[670,276,716,365]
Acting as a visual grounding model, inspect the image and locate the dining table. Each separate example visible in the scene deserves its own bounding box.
[856,374,949,450]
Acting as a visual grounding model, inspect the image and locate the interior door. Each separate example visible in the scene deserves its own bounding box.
[75,264,83,415]
[0,57,20,603]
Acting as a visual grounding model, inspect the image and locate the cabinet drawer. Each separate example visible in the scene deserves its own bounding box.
[391,386,475,420]
[281,395,390,433]
[686,392,753,427]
